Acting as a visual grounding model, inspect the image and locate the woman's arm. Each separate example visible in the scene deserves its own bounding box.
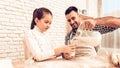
[25,30,75,61]
[25,31,56,61]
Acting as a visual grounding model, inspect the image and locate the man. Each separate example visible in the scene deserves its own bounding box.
[63,6,120,66]
[65,6,120,52]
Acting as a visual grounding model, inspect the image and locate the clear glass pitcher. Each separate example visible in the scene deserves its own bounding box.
[70,28,102,57]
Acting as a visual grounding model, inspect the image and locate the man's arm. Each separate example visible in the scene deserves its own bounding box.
[80,14,120,27]
[95,16,120,27]
[79,14,120,34]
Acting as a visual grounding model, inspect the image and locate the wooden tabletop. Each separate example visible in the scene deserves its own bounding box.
[12,55,118,68]
[35,56,115,68]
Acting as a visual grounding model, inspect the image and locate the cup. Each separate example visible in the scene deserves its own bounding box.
[69,38,78,58]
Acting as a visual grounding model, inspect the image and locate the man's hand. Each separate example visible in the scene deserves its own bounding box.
[80,19,96,30]
[62,53,72,60]
[111,53,120,67]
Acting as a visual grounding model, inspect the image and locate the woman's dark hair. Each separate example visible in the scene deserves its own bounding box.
[65,6,78,15]
[30,7,53,29]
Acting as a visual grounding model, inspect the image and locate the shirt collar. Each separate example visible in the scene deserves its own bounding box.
[34,26,46,35]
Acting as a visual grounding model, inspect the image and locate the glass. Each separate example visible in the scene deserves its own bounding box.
[68,38,78,58]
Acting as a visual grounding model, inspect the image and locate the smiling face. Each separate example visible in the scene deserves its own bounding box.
[66,11,80,30]
[35,13,53,33]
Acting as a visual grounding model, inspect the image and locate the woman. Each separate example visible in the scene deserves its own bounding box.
[24,7,75,61]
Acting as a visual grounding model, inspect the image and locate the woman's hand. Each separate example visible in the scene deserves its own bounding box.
[62,45,76,60]
[63,45,76,53]
[54,45,75,57]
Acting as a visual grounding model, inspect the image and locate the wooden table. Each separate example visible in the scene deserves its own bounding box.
[13,55,118,68]
[13,47,120,68]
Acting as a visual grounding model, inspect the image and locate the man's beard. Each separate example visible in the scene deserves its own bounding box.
[71,22,79,33]
[72,27,78,33]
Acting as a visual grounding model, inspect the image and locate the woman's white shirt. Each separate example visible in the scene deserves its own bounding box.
[25,26,56,61]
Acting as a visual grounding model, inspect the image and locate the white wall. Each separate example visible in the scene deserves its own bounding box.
[86,0,98,17]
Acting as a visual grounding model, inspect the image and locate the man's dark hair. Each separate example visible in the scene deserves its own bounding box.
[65,6,78,15]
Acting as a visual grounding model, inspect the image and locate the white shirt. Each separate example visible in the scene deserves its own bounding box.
[25,26,56,61]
